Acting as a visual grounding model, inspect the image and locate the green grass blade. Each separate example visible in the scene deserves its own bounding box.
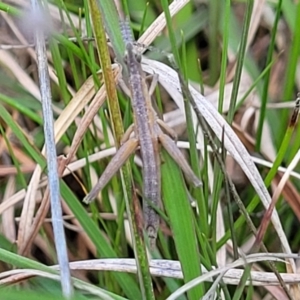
[61,182,141,299]
[227,0,254,124]
[0,104,46,168]
[161,0,181,70]
[95,0,125,64]
[218,0,230,113]
[0,124,27,189]
[88,2,154,299]
[0,93,42,124]
[232,263,252,300]
[161,150,203,300]
[0,248,127,299]
[0,2,20,15]
[30,1,72,295]
[181,35,207,236]
[0,290,87,300]
[208,0,221,85]
[282,2,300,100]
[256,0,283,151]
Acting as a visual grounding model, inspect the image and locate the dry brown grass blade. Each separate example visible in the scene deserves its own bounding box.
[68,65,121,157]
[0,165,35,176]
[256,149,300,247]
[273,174,300,221]
[1,176,16,243]
[0,147,119,217]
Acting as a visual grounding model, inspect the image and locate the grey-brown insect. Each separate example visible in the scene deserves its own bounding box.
[84,21,201,248]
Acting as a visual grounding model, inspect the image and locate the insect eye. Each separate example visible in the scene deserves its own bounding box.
[135,53,142,63]
[124,52,129,64]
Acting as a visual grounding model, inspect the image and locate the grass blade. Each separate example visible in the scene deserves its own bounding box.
[161,150,203,300]
[29,1,72,297]
[88,2,155,299]
[256,0,283,151]
[227,0,254,123]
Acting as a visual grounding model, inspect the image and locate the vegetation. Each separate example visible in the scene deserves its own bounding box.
[0,0,300,299]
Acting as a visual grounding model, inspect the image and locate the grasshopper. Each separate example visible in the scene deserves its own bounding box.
[84,21,201,247]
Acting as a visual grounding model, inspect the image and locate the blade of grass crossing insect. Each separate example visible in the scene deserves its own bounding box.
[88,0,122,145]
[161,150,203,300]
[88,2,155,299]
[120,166,156,300]
[256,0,283,152]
